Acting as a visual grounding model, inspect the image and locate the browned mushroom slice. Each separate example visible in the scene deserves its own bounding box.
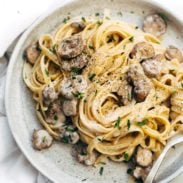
[61,53,89,71]
[24,42,40,64]
[133,166,151,181]
[127,64,151,102]
[164,45,183,63]
[78,151,97,166]
[117,79,132,105]
[143,14,167,37]
[58,34,85,59]
[32,129,53,150]
[130,42,155,60]
[43,83,58,105]
[46,102,66,124]
[63,99,78,116]
[136,146,153,167]
[134,80,151,102]
[141,59,161,78]
[71,22,86,32]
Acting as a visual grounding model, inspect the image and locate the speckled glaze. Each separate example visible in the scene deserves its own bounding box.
[5,0,183,182]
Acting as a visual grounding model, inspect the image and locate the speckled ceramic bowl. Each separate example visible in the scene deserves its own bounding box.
[5,0,183,182]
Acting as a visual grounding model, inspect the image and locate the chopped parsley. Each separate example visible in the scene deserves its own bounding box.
[50,44,58,53]
[97,137,104,142]
[95,90,98,96]
[88,73,96,81]
[63,16,70,24]
[130,11,134,14]
[99,162,106,165]
[89,45,94,50]
[128,92,131,100]
[45,69,49,76]
[81,17,86,22]
[135,26,139,29]
[181,82,183,88]
[54,115,58,121]
[82,179,87,182]
[105,16,110,20]
[72,91,85,99]
[96,20,103,26]
[127,168,133,175]
[42,136,46,143]
[99,167,104,176]
[95,12,100,16]
[114,117,121,129]
[129,36,134,42]
[137,119,148,127]
[66,126,76,132]
[71,67,82,77]
[61,135,69,143]
[127,120,131,130]
[123,152,129,162]
[117,12,123,16]
[158,12,169,22]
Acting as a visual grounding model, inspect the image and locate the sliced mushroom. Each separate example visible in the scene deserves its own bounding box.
[46,102,66,125]
[133,166,151,181]
[63,99,78,116]
[61,53,89,71]
[127,64,151,102]
[57,34,85,59]
[24,42,40,64]
[136,146,153,167]
[60,75,87,99]
[134,80,151,102]
[143,14,167,37]
[164,45,183,63]
[72,75,88,94]
[32,129,53,150]
[141,59,161,78]
[130,42,155,60]
[64,131,80,144]
[71,22,86,33]
[43,83,58,105]
[117,79,132,105]
[78,151,97,166]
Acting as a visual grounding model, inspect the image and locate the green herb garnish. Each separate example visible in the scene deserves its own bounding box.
[96,20,103,26]
[129,36,134,42]
[62,136,69,143]
[181,82,183,88]
[63,16,70,24]
[123,152,129,162]
[127,168,133,175]
[89,45,94,50]
[128,92,131,100]
[158,12,169,22]
[71,67,82,76]
[66,126,76,132]
[45,69,49,76]
[114,117,121,129]
[95,12,100,16]
[117,12,123,16]
[99,167,104,176]
[88,73,96,81]
[127,120,131,130]
[137,119,148,127]
[72,91,85,99]
[81,17,86,22]
[135,26,139,29]
[42,136,46,143]
[54,115,58,121]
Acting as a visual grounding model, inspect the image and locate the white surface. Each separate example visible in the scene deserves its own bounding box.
[0,0,183,183]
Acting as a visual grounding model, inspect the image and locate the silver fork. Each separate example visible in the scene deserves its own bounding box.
[145,134,183,183]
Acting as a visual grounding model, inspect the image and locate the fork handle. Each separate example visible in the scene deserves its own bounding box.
[145,145,170,183]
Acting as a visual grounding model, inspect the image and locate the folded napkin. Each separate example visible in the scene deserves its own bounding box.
[0,0,183,183]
